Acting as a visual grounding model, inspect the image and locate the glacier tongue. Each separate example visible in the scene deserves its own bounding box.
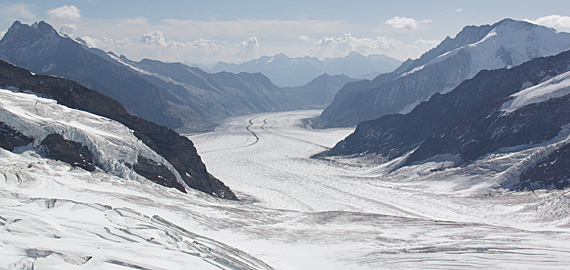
[0,88,183,185]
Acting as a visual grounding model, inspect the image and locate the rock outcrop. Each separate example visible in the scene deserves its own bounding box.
[517,143,570,190]
[0,121,33,151]
[40,133,96,172]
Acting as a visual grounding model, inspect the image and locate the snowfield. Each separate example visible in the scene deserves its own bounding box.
[2,109,570,269]
[502,70,570,113]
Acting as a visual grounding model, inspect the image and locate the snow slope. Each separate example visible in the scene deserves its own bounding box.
[2,110,570,269]
[502,70,570,113]
[0,88,183,185]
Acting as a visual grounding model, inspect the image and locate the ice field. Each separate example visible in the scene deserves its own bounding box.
[2,110,570,269]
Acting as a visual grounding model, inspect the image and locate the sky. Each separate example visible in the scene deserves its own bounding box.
[1,0,570,66]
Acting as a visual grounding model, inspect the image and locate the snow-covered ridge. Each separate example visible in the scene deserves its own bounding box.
[0,88,183,184]
[501,70,570,113]
[421,20,570,79]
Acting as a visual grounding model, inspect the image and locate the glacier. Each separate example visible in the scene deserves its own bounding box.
[2,108,570,269]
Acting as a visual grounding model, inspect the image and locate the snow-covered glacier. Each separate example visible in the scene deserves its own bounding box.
[2,108,570,269]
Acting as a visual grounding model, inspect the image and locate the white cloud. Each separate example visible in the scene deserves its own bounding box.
[413,39,440,48]
[0,3,36,21]
[47,5,81,21]
[526,15,570,31]
[237,36,260,49]
[385,16,432,30]
[141,30,167,46]
[456,8,463,13]
[312,33,402,58]
[82,31,231,65]
[0,31,5,40]
[236,37,260,59]
[59,25,77,36]
[81,36,117,51]
[298,35,310,42]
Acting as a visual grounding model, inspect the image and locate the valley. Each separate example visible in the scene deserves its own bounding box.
[1,6,570,269]
[3,110,570,269]
[190,110,570,268]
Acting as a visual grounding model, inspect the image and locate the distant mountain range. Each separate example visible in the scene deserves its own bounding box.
[0,59,236,199]
[282,74,358,109]
[316,49,570,190]
[313,19,570,128]
[209,52,401,87]
[0,21,305,133]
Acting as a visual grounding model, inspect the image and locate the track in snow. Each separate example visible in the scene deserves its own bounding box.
[246,117,260,146]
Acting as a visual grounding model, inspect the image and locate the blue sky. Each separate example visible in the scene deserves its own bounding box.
[1,0,570,65]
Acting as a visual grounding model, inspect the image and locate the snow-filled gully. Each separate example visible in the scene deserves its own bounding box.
[2,110,570,269]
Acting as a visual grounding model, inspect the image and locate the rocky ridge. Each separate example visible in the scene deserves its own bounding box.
[316,50,570,190]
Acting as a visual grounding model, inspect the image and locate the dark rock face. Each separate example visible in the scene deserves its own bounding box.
[517,143,570,190]
[40,134,96,172]
[317,50,570,170]
[132,156,185,193]
[0,59,237,200]
[0,121,33,151]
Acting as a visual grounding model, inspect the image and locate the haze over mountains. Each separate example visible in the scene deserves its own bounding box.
[210,52,402,87]
[0,21,396,133]
[314,19,570,128]
[0,22,360,133]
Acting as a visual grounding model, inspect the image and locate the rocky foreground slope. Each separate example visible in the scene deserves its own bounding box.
[0,60,236,199]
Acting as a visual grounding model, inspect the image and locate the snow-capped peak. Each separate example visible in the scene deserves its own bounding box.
[408,19,570,80]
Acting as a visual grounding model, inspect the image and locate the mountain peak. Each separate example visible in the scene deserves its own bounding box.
[30,21,59,35]
[492,18,537,31]
[1,20,61,47]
